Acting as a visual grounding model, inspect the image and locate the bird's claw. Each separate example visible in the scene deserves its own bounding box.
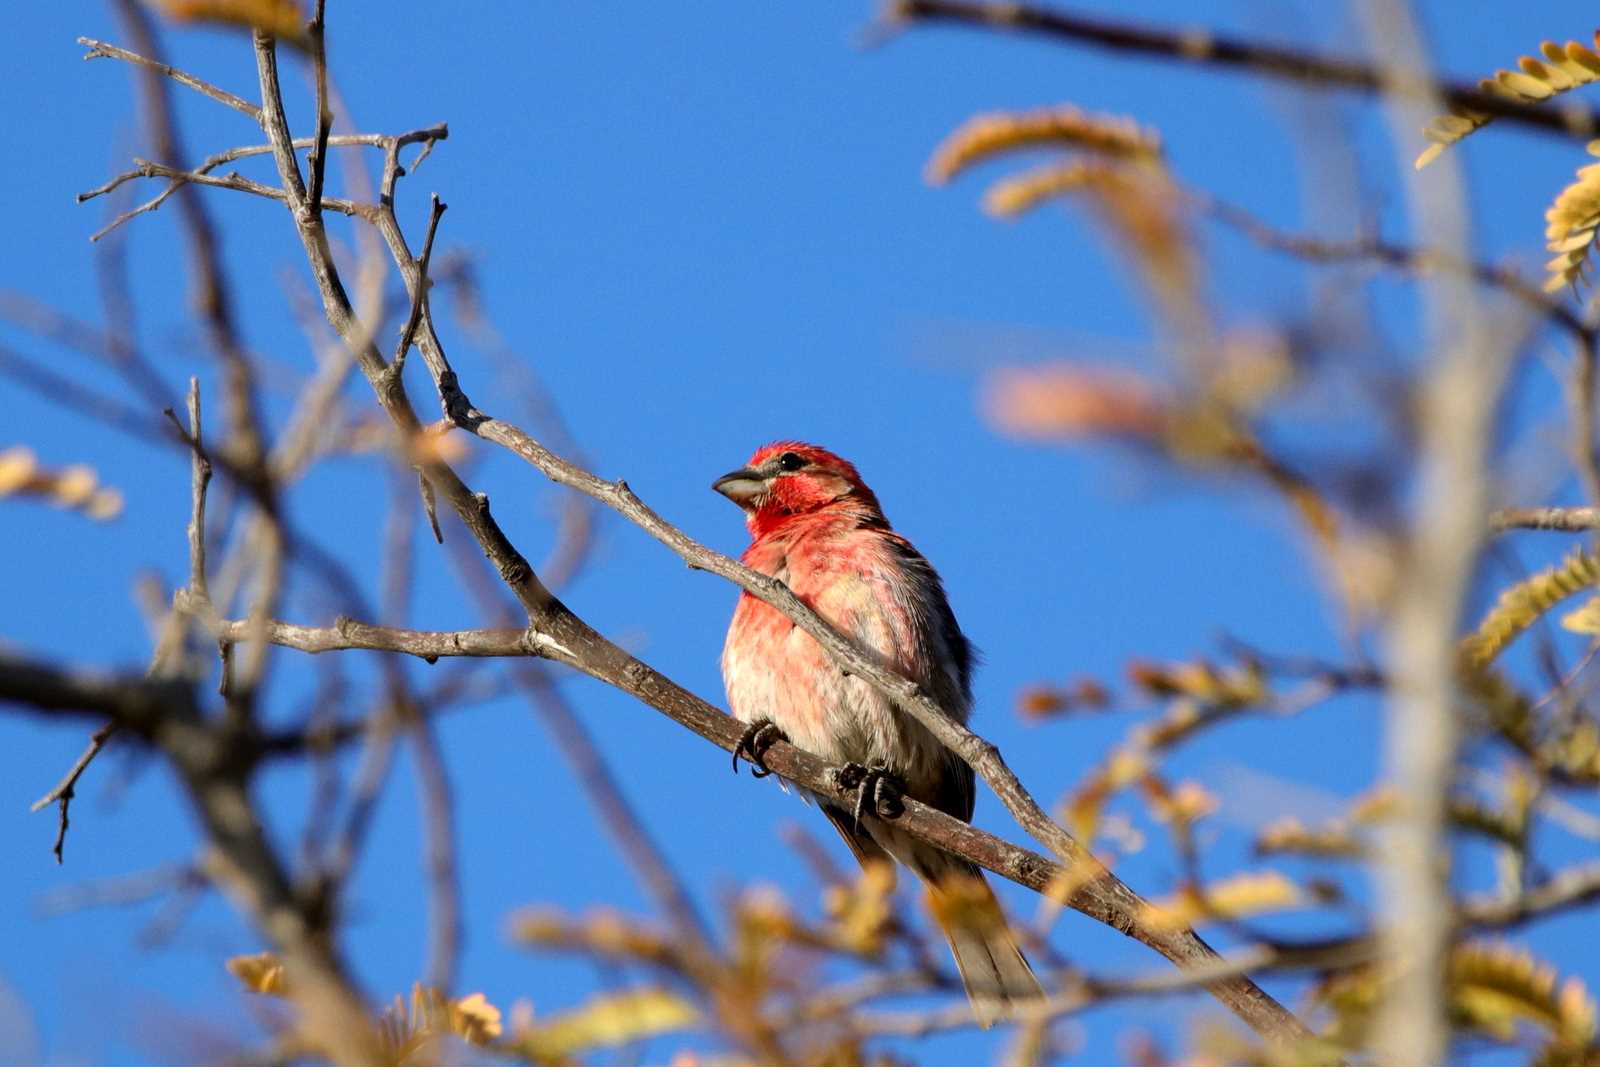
[832,761,905,828]
[733,718,787,778]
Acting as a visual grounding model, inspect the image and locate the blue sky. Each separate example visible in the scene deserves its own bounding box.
[3,2,1599,1065]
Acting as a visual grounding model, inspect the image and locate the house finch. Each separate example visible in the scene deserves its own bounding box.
[716,441,1043,1025]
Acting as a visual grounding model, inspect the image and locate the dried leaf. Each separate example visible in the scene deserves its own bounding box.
[1140,870,1303,931]
[984,364,1169,443]
[1416,34,1600,168]
[510,989,698,1061]
[926,104,1161,185]
[823,861,896,955]
[0,446,124,521]
[155,0,309,44]
[1461,549,1600,666]
[1452,942,1599,1046]
[226,952,287,996]
[1544,150,1600,293]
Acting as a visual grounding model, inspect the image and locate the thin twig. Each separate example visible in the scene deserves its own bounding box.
[79,158,371,223]
[79,36,261,120]
[1194,194,1591,342]
[29,723,117,864]
[79,127,445,242]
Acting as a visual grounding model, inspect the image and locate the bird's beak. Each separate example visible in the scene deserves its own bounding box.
[712,467,766,506]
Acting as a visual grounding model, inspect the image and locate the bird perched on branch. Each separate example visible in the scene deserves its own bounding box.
[715,441,1043,1025]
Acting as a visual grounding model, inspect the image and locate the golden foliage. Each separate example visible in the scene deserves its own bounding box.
[1143,777,1219,829]
[928,104,1201,329]
[1562,595,1600,635]
[982,158,1125,218]
[1452,942,1598,1047]
[377,983,503,1060]
[1254,817,1366,860]
[1139,870,1303,931]
[925,104,1161,185]
[1416,35,1600,169]
[1064,746,1149,843]
[1126,657,1268,710]
[0,446,123,520]
[155,0,309,44]
[1017,677,1111,720]
[925,870,1007,938]
[227,955,503,1061]
[1315,942,1600,1054]
[511,907,679,968]
[508,988,697,1064]
[1460,549,1600,667]
[822,861,897,955]
[225,952,287,995]
[1545,142,1600,293]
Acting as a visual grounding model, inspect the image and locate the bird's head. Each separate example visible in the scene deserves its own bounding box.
[713,441,883,539]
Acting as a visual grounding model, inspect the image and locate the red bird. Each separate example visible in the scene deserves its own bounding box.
[715,441,1042,1024]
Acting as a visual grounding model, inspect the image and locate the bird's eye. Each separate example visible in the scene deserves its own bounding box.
[776,451,806,472]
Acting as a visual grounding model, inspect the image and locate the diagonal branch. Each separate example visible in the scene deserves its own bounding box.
[80,36,261,120]
[884,0,1600,142]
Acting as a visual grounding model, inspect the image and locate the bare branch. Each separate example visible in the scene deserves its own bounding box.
[79,36,261,120]
[883,0,1600,142]
[79,158,371,222]
[1491,506,1600,532]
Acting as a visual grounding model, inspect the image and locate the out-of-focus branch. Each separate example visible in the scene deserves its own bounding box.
[80,36,261,119]
[1491,506,1600,532]
[1194,194,1590,342]
[882,0,1600,142]
[1460,861,1600,929]
[1360,3,1509,1065]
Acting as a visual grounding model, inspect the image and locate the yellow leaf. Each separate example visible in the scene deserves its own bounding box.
[1562,597,1600,635]
[925,104,1161,185]
[450,992,503,1045]
[226,952,287,996]
[511,989,698,1061]
[1140,870,1302,931]
[823,860,896,955]
[156,0,309,44]
[0,446,36,493]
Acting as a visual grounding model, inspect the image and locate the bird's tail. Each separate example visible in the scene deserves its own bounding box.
[917,854,1044,1028]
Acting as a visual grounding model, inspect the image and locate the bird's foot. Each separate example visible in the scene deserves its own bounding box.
[832,760,905,828]
[733,718,788,778]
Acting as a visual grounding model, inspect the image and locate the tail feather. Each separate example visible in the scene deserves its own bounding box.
[817,807,1044,1027]
[917,856,1045,1028]
[940,921,1043,1023]
[941,902,1045,1028]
